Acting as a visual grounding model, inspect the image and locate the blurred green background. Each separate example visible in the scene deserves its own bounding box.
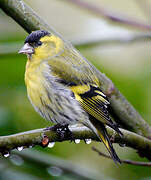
[1,0,151,179]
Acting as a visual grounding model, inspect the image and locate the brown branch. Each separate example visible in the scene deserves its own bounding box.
[92,146,151,167]
[65,0,151,31]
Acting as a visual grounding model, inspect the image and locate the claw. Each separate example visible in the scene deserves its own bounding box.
[45,124,74,142]
[110,131,116,144]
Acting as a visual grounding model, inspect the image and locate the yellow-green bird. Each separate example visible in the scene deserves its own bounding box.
[19,30,122,164]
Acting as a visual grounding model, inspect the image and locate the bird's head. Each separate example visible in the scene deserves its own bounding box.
[19,30,64,61]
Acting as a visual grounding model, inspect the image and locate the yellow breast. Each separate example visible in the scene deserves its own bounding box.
[25,59,49,109]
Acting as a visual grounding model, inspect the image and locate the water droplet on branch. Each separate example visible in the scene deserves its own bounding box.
[48,142,55,148]
[75,139,80,144]
[119,143,126,147]
[3,152,10,158]
[17,146,23,151]
[85,139,92,144]
[10,155,24,166]
[47,166,63,177]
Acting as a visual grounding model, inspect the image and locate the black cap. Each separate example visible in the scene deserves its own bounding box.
[25,30,50,44]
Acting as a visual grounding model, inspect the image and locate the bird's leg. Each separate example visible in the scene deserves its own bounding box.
[56,123,74,141]
[45,124,73,141]
[110,131,116,144]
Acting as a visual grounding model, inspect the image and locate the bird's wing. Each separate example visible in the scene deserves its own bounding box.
[47,47,114,126]
[70,84,111,125]
[46,45,122,163]
[47,46,100,86]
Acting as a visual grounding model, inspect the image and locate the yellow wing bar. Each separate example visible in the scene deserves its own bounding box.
[70,84,110,124]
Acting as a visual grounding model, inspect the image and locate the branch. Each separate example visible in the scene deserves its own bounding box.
[1,125,151,160]
[13,149,100,180]
[0,42,21,55]
[1,33,151,55]
[92,147,151,167]
[0,0,63,36]
[0,0,151,138]
[65,0,151,31]
[74,33,151,49]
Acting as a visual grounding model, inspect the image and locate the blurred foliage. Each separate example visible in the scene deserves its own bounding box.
[1,0,151,180]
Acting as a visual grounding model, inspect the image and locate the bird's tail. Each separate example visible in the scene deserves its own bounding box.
[107,122,123,137]
[89,119,121,164]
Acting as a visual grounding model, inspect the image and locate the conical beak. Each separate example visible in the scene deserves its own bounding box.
[18,43,34,55]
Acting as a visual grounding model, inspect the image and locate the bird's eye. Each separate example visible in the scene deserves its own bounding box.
[37,41,42,46]
[29,41,42,48]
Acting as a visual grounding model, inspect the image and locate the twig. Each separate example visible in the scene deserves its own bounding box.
[65,0,151,31]
[13,149,100,180]
[0,42,22,55]
[92,146,151,167]
[74,33,151,49]
[1,33,151,55]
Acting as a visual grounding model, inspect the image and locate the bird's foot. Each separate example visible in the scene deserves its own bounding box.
[45,124,73,141]
[110,132,116,144]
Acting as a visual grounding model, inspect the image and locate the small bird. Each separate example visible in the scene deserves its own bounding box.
[19,30,122,164]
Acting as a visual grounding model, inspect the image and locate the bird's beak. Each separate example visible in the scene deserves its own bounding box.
[18,43,34,55]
